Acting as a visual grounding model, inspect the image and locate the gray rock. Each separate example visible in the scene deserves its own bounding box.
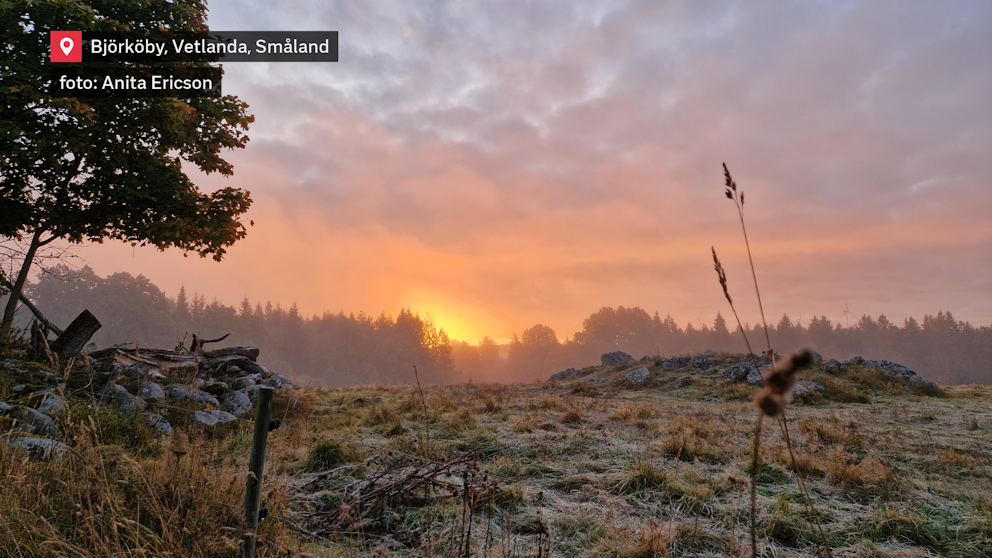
[660,360,676,371]
[30,387,56,397]
[704,349,715,356]
[2,436,69,459]
[138,382,166,401]
[625,367,651,386]
[265,373,294,390]
[723,363,756,382]
[824,359,843,374]
[672,377,693,389]
[746,368,764,385]
[126,363,150,378]
[105,384,147,412]
[243,385,263,403]
[37,394,67,417]
[12,384,26,393]
[144,414,174,436]
[601,351,635,367]
[690,355,711,369]
[0,401,12,413]
[904,386,914,394]
[792,383,810,397]
[191,409,239,427]
[164,385,219,408]
[909,375,926,386]
[550,368,583,381]
[812,351,823,365]
[193,378,205,389]
[231,376,258,390]
[9,406,62,438]
[923,380,938,390]
[222,390,253,417]
[202,380,229,396]
[849,356,865,365]
[798,380,825,393]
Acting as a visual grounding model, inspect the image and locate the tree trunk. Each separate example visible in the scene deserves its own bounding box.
[0,229,44,340]
[50,309,102,365]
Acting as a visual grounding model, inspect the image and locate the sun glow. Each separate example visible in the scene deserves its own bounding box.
[403,287,516,344]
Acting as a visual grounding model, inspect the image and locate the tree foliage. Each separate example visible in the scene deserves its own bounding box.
[0,0,253,338]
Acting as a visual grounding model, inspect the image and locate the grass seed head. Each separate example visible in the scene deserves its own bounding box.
[755,350,814,417]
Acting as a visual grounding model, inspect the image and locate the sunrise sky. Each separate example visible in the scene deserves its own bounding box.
[76,0,991,343]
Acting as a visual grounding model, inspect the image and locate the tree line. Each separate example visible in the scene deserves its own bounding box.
[5,266,989,386]
[461,306,991,385]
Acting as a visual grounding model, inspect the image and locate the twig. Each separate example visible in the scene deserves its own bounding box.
[413,363,430,446]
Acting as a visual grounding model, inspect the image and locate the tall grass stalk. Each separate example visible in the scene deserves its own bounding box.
[718,164,831,558]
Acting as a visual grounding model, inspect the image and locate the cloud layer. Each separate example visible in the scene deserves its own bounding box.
[82,0,992,341]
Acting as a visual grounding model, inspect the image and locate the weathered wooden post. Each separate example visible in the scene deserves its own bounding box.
[242,386,274,558]
[50,309,101,365]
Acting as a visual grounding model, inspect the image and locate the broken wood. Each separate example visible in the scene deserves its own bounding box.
[49,309,101,365]
[189,332,230,352]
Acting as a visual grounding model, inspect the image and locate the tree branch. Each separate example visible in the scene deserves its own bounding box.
[0,273,63,336]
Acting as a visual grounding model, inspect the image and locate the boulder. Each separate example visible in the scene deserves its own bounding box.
[37,394,67,417]
[126,363,150,378]
[0,401,12,413]
[231,376,258,390]
[222,390,253,417]
[909,375,926,387]
[625,367,651,386]
[243,385,263,403]
[601,351,635,367]
[672,377,693,389]
[138,382,166,401]
[164,385,219,409]
[723,363,755,382]
[550,368,583,381]
[812,351,823,365]
[798,380,825,393]
[191,409,239,427]
[746,367,764,385]
[105,384,147,412]
[849,356,865,365]
[144,414,173,437]
[265,374,294,390]
[690,355,711,369]
[9,406,62,438]
[201,380,229,396]
[1,436,69,459]
[824,359,843,374]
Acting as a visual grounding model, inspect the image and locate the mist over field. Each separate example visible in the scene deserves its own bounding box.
[5,266,988,386]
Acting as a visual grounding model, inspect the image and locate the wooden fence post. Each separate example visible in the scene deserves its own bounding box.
[242,386,274,558]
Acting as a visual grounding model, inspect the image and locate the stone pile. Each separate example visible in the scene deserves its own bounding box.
[549,350,937,394]
[0,346,296,459]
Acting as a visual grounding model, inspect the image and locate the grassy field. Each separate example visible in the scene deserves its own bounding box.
[2,359,991,557]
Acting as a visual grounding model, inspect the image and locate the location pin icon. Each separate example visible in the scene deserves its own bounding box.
[60,37,74,56]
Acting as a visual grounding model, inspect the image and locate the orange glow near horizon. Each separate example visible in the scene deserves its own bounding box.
[58,2,992,339]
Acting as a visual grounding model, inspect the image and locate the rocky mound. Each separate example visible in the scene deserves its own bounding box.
[550,350,940,399]
[0,346,296,458]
